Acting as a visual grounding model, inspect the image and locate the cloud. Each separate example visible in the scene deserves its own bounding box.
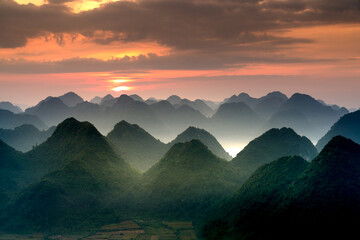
[0,52,336,74]
[1,0,359,49]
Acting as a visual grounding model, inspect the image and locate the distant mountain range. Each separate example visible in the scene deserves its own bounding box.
[0,101,23,114]
[0,109,47,130]
[1,91,349,146]
[0,125,55,152]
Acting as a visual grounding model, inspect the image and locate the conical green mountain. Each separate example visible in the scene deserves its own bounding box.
[107,120,168,172]
[169,126,231,160]
[232,127,317,177]
[316,110,360,151]
[2,118,139,232]
[203,136,360,239]
[143,140,239,219]
[203,156,309,240]
[276,136,360,236]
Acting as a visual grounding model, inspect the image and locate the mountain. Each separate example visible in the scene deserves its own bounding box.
[25,97,71,126]
[203,136,360,239]
[149,101,208,141]
[211,102,262,140]
[90,96,102,104]
[0,124,55,152]
[175,99,215,117]
[100,94,115,107]
[108,94,165,137]
[202,156,309,240]
[58,92,84,107]
[2,118,140,232]
[267,93,348,140]
[107,120,168,172]
[169,127,231,160]
[0,101,22,113]
[0,109,47,130]
[253,91,288,118]
[145,97,158,105]
[129,94,144,102]
[167,95,182,105]
[232,127,317,177]
[316,110,360,151]
[0,140,23,207]
[143,140,240,219]
[226,93,258,107]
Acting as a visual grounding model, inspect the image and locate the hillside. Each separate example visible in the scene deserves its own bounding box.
[316,110,360,151]
[232,127,317,177]
[0,125,55,152]
[107,120,168,172]
[143,140,240,219]
[169,127,231,160]
[2,118,140,232]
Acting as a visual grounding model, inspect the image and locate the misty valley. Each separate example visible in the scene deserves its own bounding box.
[1,91,360,240]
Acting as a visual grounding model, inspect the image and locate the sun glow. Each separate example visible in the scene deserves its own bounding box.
[112,86,131,92]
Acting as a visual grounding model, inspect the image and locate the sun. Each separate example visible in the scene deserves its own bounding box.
[112,86,131,92]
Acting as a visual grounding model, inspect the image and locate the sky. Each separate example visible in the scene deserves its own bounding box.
[0,0,359,107]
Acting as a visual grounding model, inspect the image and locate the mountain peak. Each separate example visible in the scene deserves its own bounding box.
[315,135,360,166]
[171,126,231,160]
[52,117,101,139]
[58,92,84,107]
[167,95,182,105]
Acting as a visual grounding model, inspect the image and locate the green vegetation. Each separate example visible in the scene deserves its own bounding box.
[0,124,55,152]
[202,136,360,239]
[107,120,168,172]
[143,140,241,220]
[232,127,317,177]
[1,118,140,232]
[316,109,360,151]
[169,127,231,160]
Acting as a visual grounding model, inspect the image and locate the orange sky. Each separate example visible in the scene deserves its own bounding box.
[1,0,359,107]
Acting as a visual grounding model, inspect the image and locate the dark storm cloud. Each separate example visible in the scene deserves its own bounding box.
[1,0,359,49]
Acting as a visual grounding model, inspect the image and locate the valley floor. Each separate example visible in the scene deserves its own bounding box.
[0,220,198,240]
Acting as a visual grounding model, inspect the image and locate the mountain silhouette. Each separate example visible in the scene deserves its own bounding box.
[0,124,55,152]
[167,95,182,105]
[232,127,317,177]
[0,109,47,130]
[169,126,231,160]
[107,120,167,172]
[202,156,309,240]
[0,101,22,113]
[175,99,215,117]
[58,92,84,107]
[254,91,288,118]
[143,140,239,219]
[316,110,360,151]
[0,140,23,207]
[3,118,139,232]
[203,136,360,239]
[25,97,71,126]
[268,93,348,140]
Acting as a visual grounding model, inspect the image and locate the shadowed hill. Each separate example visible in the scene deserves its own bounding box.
[107,120,168,172]
[203,136,360,239]
[232,127,317,177]
[143,140,240,219]
[169,126,231,160]
[0,124,55,152]
[316,110,360,151]
[2,118,140,232]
